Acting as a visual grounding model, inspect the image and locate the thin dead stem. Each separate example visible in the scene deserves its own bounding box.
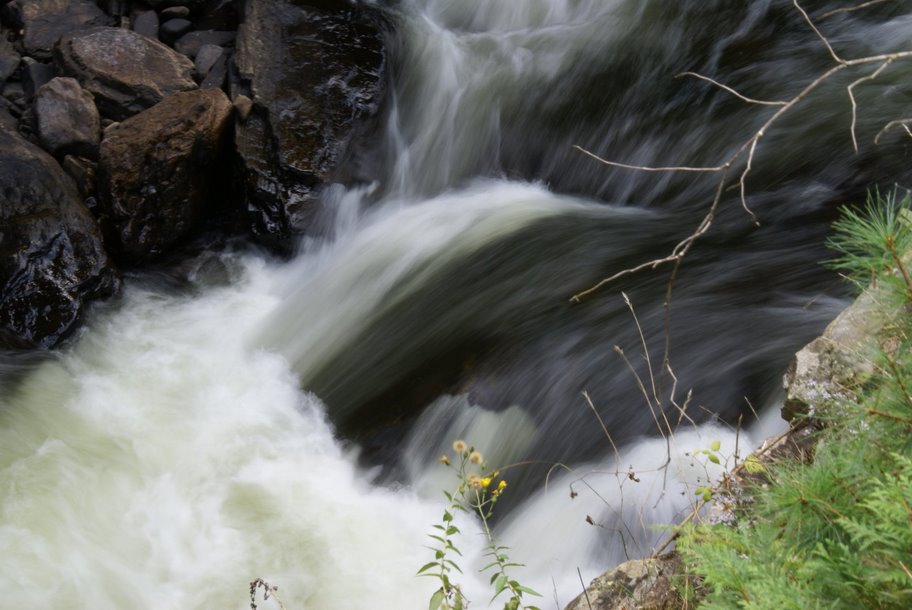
[819,0,892,20]
[793,0,845,64]
[874,118,912,144]
[849,59,893,152]
[676,71,787,106]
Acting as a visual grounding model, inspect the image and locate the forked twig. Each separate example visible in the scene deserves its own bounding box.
[571,0,912,301]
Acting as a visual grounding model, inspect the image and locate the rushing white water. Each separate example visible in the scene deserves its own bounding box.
[0,261,471,609]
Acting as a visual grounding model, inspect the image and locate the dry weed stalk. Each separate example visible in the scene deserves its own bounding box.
[571,0,912,303]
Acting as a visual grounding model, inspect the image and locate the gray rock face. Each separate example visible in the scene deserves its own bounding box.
[35,77,100,158]
[160,18,193,44]
[97,88,233,263]
[564,555,685,610]
[234,0,385,248]
[173,29,235,58]
[54,27,197,121]
[782,288,885,421]
[194,43,223,80]
[1,0,114,60]
[0,114,119,348]
[132,10,160,40]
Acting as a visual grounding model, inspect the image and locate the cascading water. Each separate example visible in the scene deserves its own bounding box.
[3,0,911,608]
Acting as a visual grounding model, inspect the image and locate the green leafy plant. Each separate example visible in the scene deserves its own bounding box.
[419,440,541,610]
[677,188,912,609]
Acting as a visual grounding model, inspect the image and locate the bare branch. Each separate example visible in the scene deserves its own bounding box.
[582,390,622,463]
[676,71,788,106]
[874,118,912,144]
[570,1,912,301]
[739,138,761,226]
[848,59,893,152]
[819,0,892,20]
[571,145,723,173]
[794,0,845,65]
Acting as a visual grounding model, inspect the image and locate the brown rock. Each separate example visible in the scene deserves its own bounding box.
[54,27,197,120]
[97,88,233,263]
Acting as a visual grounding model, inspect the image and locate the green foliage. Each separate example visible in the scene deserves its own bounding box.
[678,190,912,609]
[826,189,912,295]
[420,440,541,610]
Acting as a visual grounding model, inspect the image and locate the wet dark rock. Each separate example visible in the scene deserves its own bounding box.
[1,0,114,60]
[20,57,56,99]
[97,88,233,264]
[234,0,385,248]
[132,10,159,40]
[62,154,96,198]
[194,43,222,80]
[0,32,18,86]
[34,76,100,158]
[0,98,15,130]
[1,80,25,107]
[160,18,193,44]
[199,52,227,89]
[160,6,191,20]
[54,27,197,121]
[0,115,119,348]
[173,29,235,58]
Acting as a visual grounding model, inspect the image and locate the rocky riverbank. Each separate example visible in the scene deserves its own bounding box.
[0,0,387,348]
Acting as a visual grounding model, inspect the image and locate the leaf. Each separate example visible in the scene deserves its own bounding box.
[446,526,460,536]
[515,585,542,597]
[743,455,766,474]
[429,589,445,610]
[493,573,508,596]
[417,562,438,575]
[443,511,454,523]
[707,453,721,465]
[710,440,722,452]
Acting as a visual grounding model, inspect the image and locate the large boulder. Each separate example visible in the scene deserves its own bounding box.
[564,555,686,610]
[233,0,385,248]
[0,113,119,348]
[97,88,234,264]
[0,0,113,60]
[34,76,100,158]
[54,27,197,121]
[782,287,885,421]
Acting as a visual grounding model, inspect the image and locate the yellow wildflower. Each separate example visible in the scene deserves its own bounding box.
[480,477,493,488]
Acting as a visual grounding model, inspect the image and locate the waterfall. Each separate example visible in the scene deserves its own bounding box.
[3,0,911,608]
